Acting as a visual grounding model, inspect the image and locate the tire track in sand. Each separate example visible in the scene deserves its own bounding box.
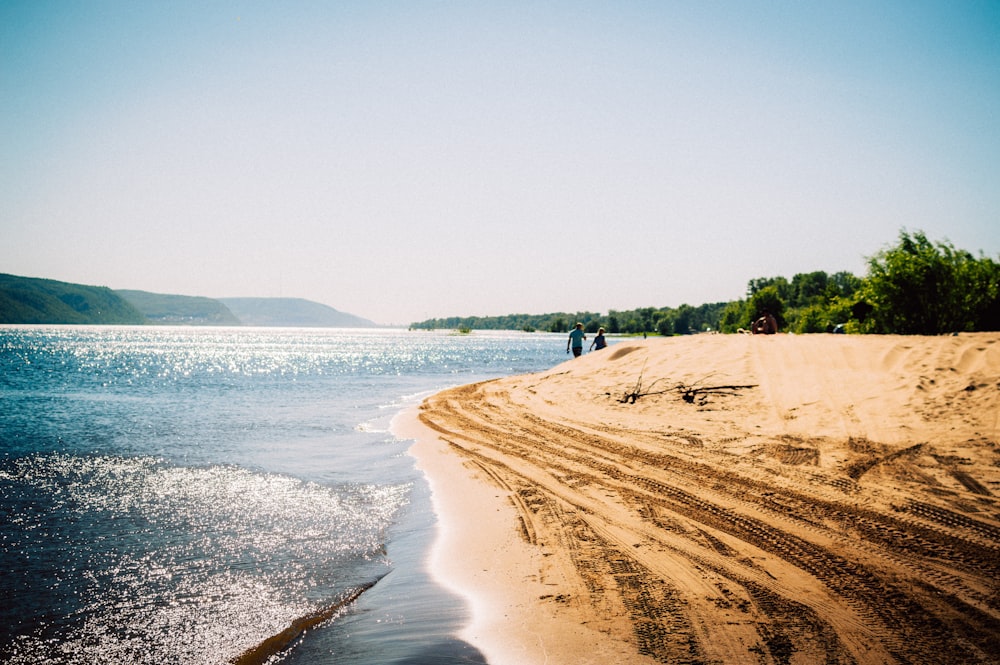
[418,376,1000,665]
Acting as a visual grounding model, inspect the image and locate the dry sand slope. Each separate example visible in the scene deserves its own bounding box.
[413,333,1000,665]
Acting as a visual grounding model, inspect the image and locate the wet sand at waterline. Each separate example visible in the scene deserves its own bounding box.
[397,333,1000,664]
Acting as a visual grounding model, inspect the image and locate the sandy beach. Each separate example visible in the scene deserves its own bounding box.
[397,333,1000,664]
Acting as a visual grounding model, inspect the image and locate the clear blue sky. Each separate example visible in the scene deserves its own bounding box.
[3,1,998,325]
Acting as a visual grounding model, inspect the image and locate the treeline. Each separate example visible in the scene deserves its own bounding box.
[412,230,1000,336]
[411,303,728,335]
[411,312,603,334]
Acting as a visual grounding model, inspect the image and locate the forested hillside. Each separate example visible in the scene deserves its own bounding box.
[116,290,241,325]
[218,298,377,327]
[0,274,146,325]
[0,275,375,327]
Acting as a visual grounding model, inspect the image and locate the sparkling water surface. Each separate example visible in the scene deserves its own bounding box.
[0,326,567,664]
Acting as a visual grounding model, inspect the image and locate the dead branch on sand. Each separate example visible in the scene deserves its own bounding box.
[676,382,757,405]
[616,369,756,405]
[617,361,673,403]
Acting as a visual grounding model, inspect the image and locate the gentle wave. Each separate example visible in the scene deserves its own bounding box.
[230,578,383,665]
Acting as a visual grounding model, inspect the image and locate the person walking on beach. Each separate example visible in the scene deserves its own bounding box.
[567,323,586,357]
[589,327,607,351]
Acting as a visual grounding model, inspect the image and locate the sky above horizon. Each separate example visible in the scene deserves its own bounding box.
[3,1,998,325]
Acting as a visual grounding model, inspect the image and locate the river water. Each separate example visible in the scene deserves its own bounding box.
[0,326,570,664]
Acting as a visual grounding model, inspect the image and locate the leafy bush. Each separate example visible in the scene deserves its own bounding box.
[862,230,1000,334]
[718,300,750,333]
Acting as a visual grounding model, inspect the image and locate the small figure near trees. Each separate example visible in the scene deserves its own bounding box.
[752,308,778,335]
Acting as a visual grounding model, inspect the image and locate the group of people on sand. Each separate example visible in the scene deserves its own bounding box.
[569,309,777,355]
[567,323,606,357]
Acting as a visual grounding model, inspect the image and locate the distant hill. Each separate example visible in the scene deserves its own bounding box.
[116,290,241,326]
[0,273,375,327]
[0,274,146,325]
[219,297,377,327]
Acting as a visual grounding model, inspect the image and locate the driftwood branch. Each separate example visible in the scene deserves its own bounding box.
[676,383,757,404]
[617,368,756,405]
[618,361,673,403]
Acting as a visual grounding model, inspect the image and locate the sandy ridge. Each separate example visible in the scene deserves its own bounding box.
[403,333,1000,664]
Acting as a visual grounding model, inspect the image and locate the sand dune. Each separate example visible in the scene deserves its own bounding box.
[399,333,1000,664]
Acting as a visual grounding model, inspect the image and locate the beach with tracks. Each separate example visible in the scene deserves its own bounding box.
[398,332,1000,664]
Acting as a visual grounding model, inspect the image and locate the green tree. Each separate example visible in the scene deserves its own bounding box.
[719,300,750,333]
[637,307,655,333]
[961,253,1000,331]
[791,304,832,333]
[790,271,828,308]
[829,271,862,299]
[672,304,693,334]
[863,230,1000,334]
[748,276,791,300]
